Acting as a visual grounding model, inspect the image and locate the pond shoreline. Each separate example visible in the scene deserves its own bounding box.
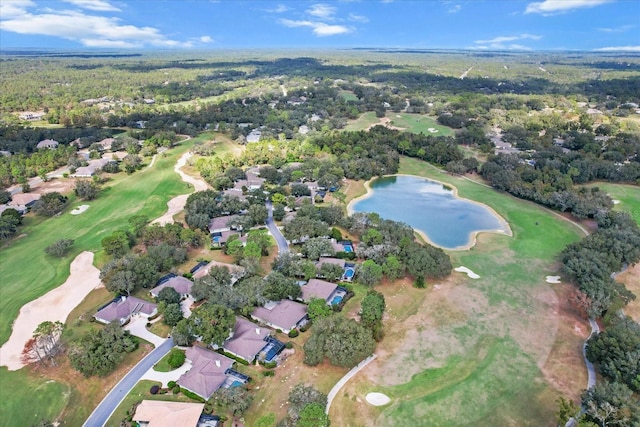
[346,173,512,251]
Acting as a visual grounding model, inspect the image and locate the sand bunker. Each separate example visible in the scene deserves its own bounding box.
[70,205,89,215]
[612,199,620,205]
[151,151,208,225]
[0,251,102,371]
[366,392,391,406]
[545,276,561,284]
[454,266,480,279]
[427,128,439,133]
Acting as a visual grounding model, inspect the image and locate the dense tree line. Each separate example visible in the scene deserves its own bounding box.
[0,145,77,187]
[562,211,640,316]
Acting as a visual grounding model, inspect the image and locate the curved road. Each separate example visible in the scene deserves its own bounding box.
[83,337,174,427]
[265,200,289,253]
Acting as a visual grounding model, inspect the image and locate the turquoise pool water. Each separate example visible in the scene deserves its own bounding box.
[352,175,508,249]
[331,295,343,305]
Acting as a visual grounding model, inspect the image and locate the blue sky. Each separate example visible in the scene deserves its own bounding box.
[0,0,638,51]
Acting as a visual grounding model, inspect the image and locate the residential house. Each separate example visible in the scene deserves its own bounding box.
[192,260,246,283]
[177,346,235,400]
[246,129,261,143]
[211,230,247,248]
[316,257,346,269]
[19,111,45,121]
[93,296,157,325]
[133,400,205,427]
[37,139,59,149]
[251,300,308,333]
[150,276,194,299]
[97,138,115,151]
[299,279,339,304]
[72,158,113,177]
[8,193,41,211]
[222,317,282,363]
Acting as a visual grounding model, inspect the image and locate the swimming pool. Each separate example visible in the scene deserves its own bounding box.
[343,244,353,253]
[331,295,343,305]
[343,268,355,279]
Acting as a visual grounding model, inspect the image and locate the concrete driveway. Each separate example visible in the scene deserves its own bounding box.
[181,296,195,318]
[140,359,193,387]
[125,317,165,347]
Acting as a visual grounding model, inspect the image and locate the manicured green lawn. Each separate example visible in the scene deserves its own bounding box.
[585,182,640,225]
[0,367,70,427]
[368,157,584,426]
[386,113,455,136]
[339,90,358,102]
[0,140,198,347]
[344,112,380,131]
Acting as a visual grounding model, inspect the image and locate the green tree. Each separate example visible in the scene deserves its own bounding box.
[298,403,331,427]
[188,303,235,346]
[163,303,183,327]
[308,298,332,321]
[581,381,640,427]
[302,237,335,260]
[214,386,253,416]
[360,290,385,329]
[33,192,67,216]
[0,215,20,239]
[304,315,375,368]
[171,319,194,346]
[167,348,186,369]
[69,322,137,377]
[247,203,268,226]
[44,239,74,257]
[263,272,301,301]
[101,230,130,257]
[157,287,181,305]
[357,260,383,287]
[0,190,11,204]
[74,179,100,200]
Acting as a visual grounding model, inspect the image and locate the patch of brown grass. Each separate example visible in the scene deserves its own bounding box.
[616,263,640,322]
[342,179,366,203]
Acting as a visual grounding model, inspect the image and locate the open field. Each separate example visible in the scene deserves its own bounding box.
[339,90,359,101]
[585,182,640,225]
[0,139,201,347]
[386,113,455,136]
[344,112,380,131]
[330,156,586,426]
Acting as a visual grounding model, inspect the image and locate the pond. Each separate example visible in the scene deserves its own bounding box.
[350,175,510,250]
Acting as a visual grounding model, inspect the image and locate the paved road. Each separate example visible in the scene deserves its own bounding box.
[325,354,377,414]
[584,319,600,389]
[265,200,289,254]
[82,337,174,427]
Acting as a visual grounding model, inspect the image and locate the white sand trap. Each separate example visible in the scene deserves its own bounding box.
[427,127,439,133]
[612,199,620,205]
[396,115,402,118]
[0,251,103,371]
[546,276,561,284]
[455,266,480,279]
[366,392,391,406]
[70,205,89,215]
[151,151,209,225]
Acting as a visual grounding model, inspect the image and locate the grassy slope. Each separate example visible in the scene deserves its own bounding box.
[344,112,380,131]
[0,140,198,347]
[345,157,583,426]
[585,182,640,225]
[385,113,455,137]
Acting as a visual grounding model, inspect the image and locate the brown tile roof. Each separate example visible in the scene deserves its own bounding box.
[94,296,157,324]
[251,300,308,332]
[300,279,338,302]
[178,346,234,400]
[223,317,270,362]
[150,276,194,297]
[9,193,40,207]
[316,257,346,269]
[133,400,204,427]
[192,260,246,282]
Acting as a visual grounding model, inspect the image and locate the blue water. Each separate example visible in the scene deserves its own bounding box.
[344,268,355,279]
[352,175,507,249]
[343,245,353,253]
[331,295,343,305]
[231,380,243,387]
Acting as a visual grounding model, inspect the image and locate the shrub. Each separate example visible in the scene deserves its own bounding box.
[167,381,176,389]
[172,385,181,394]
[288,329,299,338]
[181,388,206,403]
[414,275,426,289]
[262,370,275,377]
[167,349,186,369]
[261,360,277,369]
[150,385,160,395]
[285,341,294,349]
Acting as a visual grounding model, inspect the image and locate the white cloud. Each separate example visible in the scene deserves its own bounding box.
[596,24,634,32]
[448,4,462,13]
[473,34,540,50]
[61,0,121,12]
[199,36,213,43]
[594,45,640,51]
[475,34,541,44]
[279,19,351,36]
[525,0,613,15]
[307,3,336,20]
[266,4,289,13]
[0,7,192,48]
[0,0,35,17]
[348,13,368,22]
